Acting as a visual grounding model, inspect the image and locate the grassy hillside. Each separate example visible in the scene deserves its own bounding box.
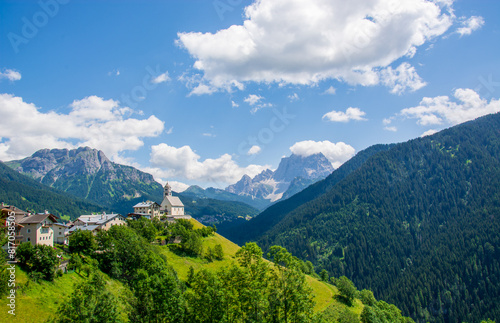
[4,218,372,322]
[160,219,365,316]
[0,266,130,323]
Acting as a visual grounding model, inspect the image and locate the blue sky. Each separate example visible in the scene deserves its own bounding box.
[1,0,499,190]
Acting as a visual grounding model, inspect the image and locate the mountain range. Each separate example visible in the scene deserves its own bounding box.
[5,147,164,215]
[4,147,334,226]
[228,112,500,322]
[0,160,105,219]
[225,152,334,203]
[2,113,500,322]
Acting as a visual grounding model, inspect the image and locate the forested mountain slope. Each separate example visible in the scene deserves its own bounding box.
[222,144,393,245]
[256,113,500,322]
[0,161,105,218]
[5,147,164,215]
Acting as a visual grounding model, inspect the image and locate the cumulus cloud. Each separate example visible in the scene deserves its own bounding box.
[323,107,367,122]
[244,94,272,113]
[247,145,261,155]
[456,16,485,36]
[244,94,263,106]
[149,143,269,186]
[379,62,427,94]
[421,129,438,137]
[0,94,164,161]
[323,86,337,95]
[288,93,299,102]
[151,71,170,84]
[400,88,500,126]
[108,69,120,76]
[0,69,21,81]
[177,0,453,93]
[149,174,190,192]
[382,117,397,131]
[231,101,239,108]
[290,140,356,168]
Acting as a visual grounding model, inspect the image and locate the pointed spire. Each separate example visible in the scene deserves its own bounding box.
[164,181,172,197]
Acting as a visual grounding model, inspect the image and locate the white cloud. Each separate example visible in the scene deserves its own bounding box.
[290,140,356,168]
[401,88,500,126]
[323,86,336,95]
[0,69,21,81]
[151,71,170,84]
[247,145,261,155]
[382,117,397,131]
[190,84,217,96]
[421,129,438,137]
[250,102,272,114]
[323,107,367,122]
[168,181,190,192]
[177,0,453,93]
[202,133,216,137]
[149,143,269,186]
[379,62,427,94]
[107,69,120,76]
[288,93,299,102]
[244,94,272,113]
[231,101,239,108]
[244,94,263,106]
[0,94,164,161]
[456,16,484,37]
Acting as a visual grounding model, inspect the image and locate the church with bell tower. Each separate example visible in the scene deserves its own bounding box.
[160,182,185,216]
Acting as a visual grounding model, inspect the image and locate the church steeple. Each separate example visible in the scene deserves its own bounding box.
[164,182,172,197]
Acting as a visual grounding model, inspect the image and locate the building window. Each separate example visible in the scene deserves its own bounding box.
[27,229,31,233]
[27,237,30,241]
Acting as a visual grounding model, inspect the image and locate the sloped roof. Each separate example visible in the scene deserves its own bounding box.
[18,213,58,224]
[78,213,123,225]
[164,196,184,207]
[133,201,160,208]
[53,223,70,228]
[68,225,99,233]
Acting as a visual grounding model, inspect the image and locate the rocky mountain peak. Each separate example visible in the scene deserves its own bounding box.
[273,153,334,182]
[225,152,334,202]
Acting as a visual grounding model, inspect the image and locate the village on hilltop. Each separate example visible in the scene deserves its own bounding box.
[1,182,191,248]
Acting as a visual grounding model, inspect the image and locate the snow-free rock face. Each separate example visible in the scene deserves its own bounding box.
[6,147,163,211]
[273,153,334,182]
[226,153,334,202]
[14,147,113,182]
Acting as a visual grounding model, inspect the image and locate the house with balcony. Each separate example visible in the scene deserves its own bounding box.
[16,211,59,247]
[132,201,161,219]
[53,223,70,245]
[1,204,29,246]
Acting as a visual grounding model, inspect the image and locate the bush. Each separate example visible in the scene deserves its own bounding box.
[335,276,357,306]
[17,243,59,281]
[214,244,224,260]
[69,230,97,255]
